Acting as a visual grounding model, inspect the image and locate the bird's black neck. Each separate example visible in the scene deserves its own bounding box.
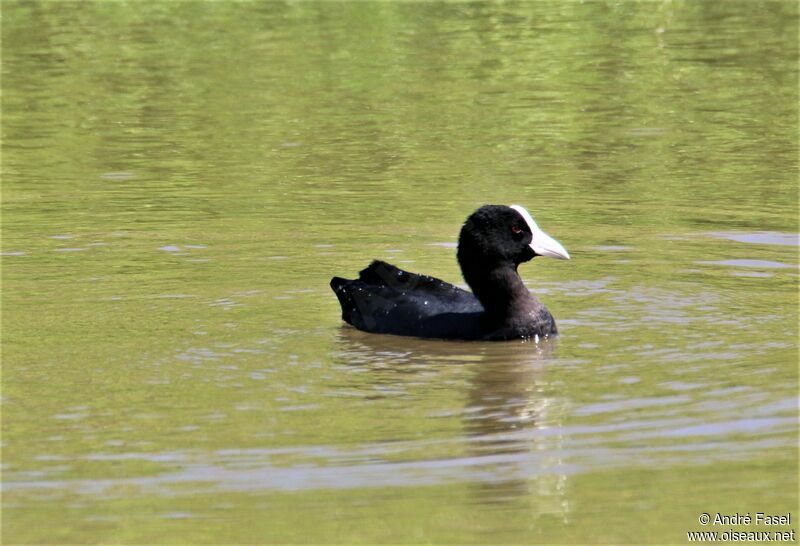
[460,260,532,320]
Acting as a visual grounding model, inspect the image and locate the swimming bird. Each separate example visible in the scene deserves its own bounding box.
[330,204,569,341]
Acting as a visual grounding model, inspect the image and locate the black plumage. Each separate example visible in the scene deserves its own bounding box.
[330,204,569,341]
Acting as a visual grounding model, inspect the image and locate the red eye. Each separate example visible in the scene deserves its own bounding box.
[511,226,522,234]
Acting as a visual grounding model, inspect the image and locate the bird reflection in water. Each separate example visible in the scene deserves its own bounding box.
[332,328,570,523]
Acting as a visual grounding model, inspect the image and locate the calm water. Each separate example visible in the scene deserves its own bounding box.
[2,1,798,544]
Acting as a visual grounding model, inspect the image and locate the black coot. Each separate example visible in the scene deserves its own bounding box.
[330,204,570,341]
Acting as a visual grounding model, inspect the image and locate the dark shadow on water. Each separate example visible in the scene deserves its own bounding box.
[332,327,570,518]
[332,325,557,367]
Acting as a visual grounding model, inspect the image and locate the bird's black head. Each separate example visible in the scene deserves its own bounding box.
[457,204,569,269]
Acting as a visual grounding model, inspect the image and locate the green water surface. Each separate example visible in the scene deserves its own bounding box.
[2,1,798,544]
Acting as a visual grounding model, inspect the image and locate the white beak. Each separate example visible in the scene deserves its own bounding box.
[510,204,570,260]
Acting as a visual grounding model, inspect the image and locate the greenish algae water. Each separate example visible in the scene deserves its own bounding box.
[2,1,798,544]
